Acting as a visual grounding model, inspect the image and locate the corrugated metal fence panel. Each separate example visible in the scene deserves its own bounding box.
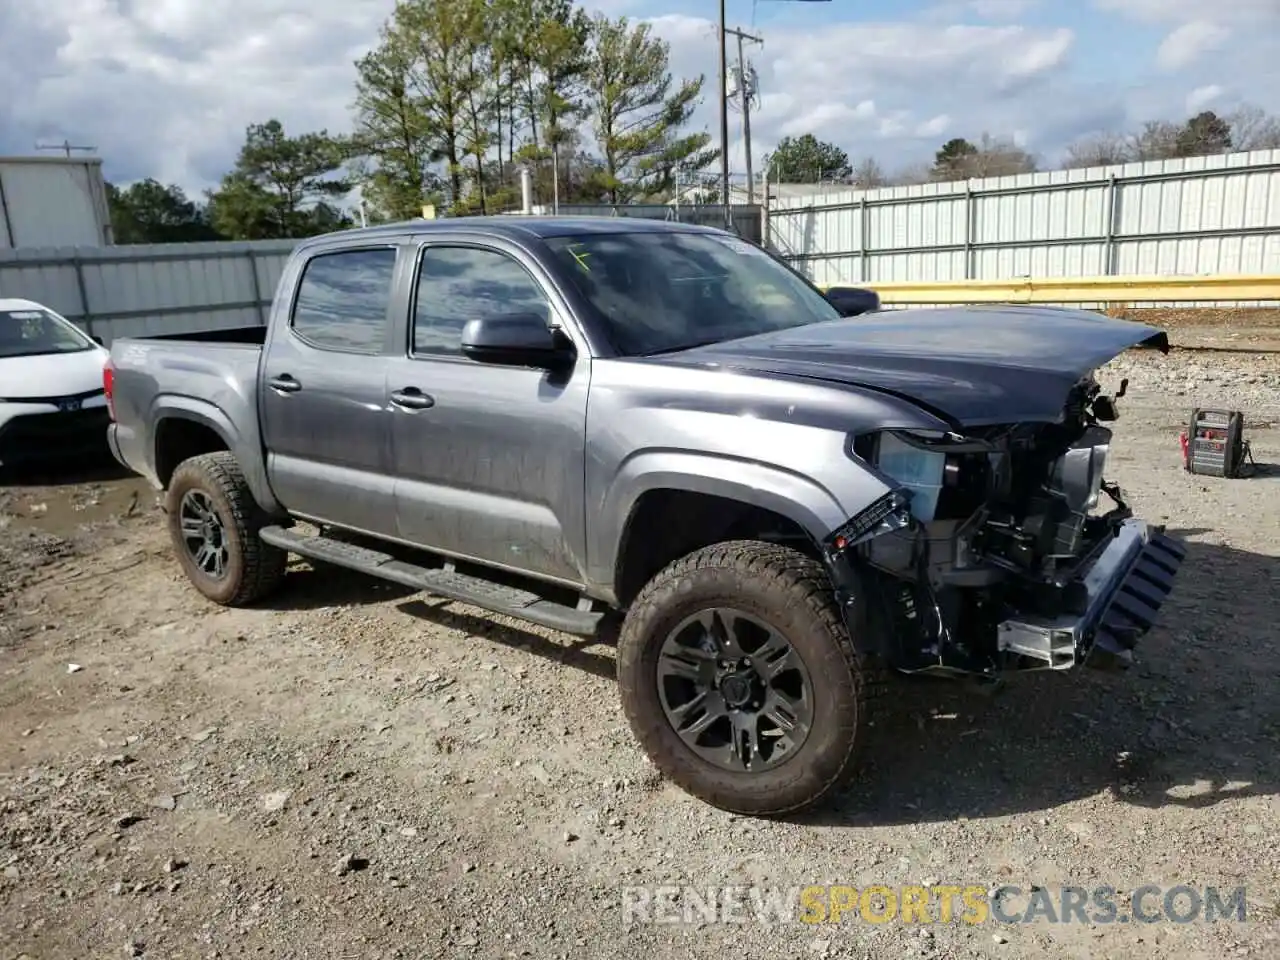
[0,256,84,319]
[0,239,298,344]
[770,148,1280,291]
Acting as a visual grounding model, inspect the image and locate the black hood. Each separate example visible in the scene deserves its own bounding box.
[644,305,1169,426]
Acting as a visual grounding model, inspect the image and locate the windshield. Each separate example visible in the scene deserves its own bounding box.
[544,232,841,356]
[0,308,95,359]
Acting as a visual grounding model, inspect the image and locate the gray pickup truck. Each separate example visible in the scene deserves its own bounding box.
[105,216,1184,815]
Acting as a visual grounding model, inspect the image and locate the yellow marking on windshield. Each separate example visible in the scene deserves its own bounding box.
[567,244,591,271]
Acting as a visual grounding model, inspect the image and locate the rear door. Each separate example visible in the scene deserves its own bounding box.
[259,242,402,535]
[384,237,591,585]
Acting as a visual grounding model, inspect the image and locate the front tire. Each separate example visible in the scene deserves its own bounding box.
[616,540,881,816]
[164,452,287,606]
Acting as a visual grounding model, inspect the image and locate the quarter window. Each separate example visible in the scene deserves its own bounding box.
[292,247,398,353]
[413,246,552,356]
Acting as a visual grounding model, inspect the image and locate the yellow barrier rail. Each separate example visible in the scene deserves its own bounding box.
[821,274,1280,305]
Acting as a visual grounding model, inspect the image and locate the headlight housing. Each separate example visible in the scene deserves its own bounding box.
[873,432,947,521]
[865,429,998,523]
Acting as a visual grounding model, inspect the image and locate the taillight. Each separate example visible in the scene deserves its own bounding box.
[103,360,116,421]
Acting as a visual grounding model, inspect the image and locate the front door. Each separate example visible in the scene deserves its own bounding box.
[386,240,590,585]
[259,244,400,536]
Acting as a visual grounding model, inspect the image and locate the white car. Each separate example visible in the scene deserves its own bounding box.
[0,297,112,468]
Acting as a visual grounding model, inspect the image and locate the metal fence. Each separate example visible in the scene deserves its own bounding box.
[0,240,296,344]
[767,148,1280,300]
[553,203,763,242]
[818,275,1280,311]
[6,171,1276,347]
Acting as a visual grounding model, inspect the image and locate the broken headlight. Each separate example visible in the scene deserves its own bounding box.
[866,429,997,522]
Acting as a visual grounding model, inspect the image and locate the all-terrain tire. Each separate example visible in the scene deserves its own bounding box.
[164,452,287,607]
[616,540,884,816]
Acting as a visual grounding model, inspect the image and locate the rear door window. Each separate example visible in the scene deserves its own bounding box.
[291,248,398,353]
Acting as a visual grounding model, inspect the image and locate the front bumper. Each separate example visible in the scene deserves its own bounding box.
[0,399,111,468]
[995,519,1186,670]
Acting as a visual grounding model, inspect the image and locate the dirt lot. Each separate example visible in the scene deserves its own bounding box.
[2,327,1279,960]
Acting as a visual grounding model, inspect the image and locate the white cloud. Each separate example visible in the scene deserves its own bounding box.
[1,0,393,189]
[778,100,877,138]
[1156,21,1230,70]
[1094,0,1279,134]
[876,111,912,138]
[668,18,1078,170]
[1187,84,1226,112]
[967,0,1038,16]
[1001,28,1074,78]
[1,0,1278,197]
[928,0,1041,20]
[1093,0,1277,23]
[915,115,952,138]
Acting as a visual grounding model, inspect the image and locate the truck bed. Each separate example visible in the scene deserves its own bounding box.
[107,329,269,495]
[131,325,268,345]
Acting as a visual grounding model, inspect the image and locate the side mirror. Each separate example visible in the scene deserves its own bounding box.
[91,335,104,346]
[825,286,881,318]
[460,312,573,368]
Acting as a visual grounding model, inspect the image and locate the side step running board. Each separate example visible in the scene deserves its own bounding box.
[259,525,604,636]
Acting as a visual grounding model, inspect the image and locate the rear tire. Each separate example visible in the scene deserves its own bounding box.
[164,452,287,606]
[616,540,882,816]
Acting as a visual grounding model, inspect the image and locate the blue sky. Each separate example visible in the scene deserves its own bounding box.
[2,0,1277,193]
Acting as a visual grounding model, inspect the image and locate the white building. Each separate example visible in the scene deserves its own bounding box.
[0,156,114,248]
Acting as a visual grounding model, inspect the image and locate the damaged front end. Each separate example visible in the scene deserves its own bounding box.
[824,375,1186,677]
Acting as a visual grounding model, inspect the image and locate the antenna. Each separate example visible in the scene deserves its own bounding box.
[34,140,97,158]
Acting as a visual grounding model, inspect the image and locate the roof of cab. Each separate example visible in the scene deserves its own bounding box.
[293,214,726,252]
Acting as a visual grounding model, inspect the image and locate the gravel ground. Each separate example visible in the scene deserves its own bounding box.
[1,328,1278,960]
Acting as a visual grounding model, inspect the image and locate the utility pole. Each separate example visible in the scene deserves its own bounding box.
[717,1,829,221]
[35,140,96,158]
[552,144,560,215]
[726,25,763,205]
[717,0,731,228]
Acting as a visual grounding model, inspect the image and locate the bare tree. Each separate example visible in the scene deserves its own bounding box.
[1226,103,1280,150]
[965,133,1037,177]
[1128,120,1183,161]
[931,132,1036,181]
[1063,131,1133,169]
[849,157,887,189]
[889,161,935,186]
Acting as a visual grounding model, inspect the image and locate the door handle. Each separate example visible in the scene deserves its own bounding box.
[390,387,435,410]
[267,374,302,393]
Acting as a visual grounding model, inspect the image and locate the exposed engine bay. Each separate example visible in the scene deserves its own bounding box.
[828,374,1185,677]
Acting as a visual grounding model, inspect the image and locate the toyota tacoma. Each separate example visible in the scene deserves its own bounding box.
[103,217,1184,815]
